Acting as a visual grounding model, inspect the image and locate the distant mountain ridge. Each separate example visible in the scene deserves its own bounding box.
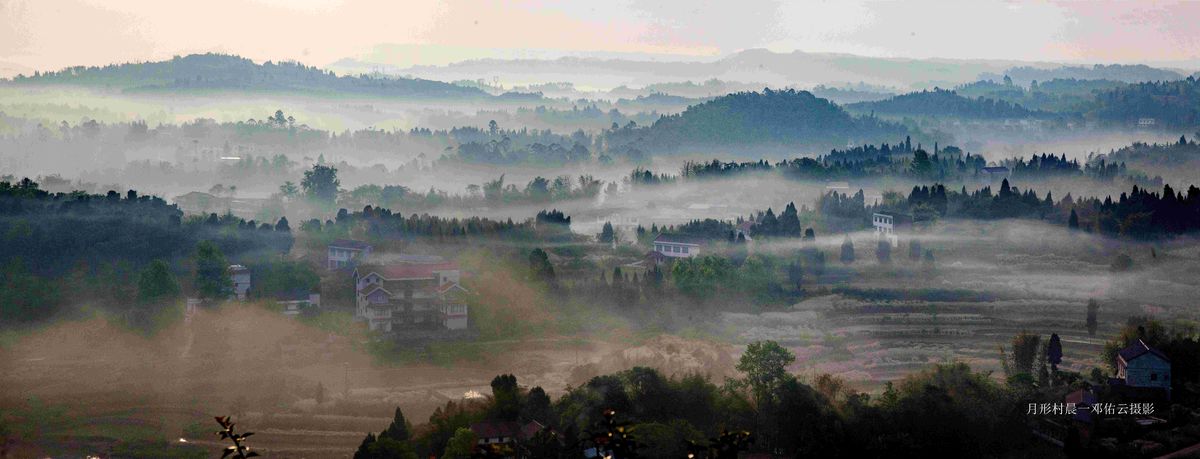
[4,53,488,99]
[349,48,1033,92]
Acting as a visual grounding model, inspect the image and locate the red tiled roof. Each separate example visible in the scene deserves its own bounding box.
[360,262,458,280]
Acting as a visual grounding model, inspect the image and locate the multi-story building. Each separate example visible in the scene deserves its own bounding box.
[228,264,251,300]
[353,261,468,333]
[872,212,912,247]
[328,239,372,270]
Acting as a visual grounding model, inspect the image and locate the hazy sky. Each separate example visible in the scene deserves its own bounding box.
[2,0,1199,74]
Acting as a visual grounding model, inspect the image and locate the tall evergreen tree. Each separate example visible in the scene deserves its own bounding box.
[193,241,231,300]
[381,407,410,442]
[1086,299,1099,336]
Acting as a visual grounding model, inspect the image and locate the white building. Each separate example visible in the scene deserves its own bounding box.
[652,234,704,258]
[278,293,321,316]
[872,212,910,247]
[328,239,372,270]
[228,265,251,300]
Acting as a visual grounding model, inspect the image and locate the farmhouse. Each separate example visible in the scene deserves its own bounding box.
[872,212,911,247]
[328,239,372,270]
[470,419,547,454]
[980,166,1010,184]
[652,233,704,258]
[1115,339,1171,393]
[353,261,468,333]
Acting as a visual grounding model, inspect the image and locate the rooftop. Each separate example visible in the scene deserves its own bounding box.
[653,233,705,246]
[329,239,372,250]
[357,262,459,280]
[1118,338,1170,363]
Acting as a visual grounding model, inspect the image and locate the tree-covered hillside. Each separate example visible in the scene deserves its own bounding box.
[845,88,1045,119]
[1091,77,1200,129]
[4,53,488,99]
[604,89,909,154]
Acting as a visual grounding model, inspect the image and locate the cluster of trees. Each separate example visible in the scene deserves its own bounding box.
[349,341,1049,458]
[1071,183,1200,238]
[817,177,1200,240]
[1091,137,1199,170]
[748,202,816,239]
[624,139,1146,186]
[295,206,544,241]
[0,178,293,326]
[954,77,1127,112]
[1092,76,1200,129]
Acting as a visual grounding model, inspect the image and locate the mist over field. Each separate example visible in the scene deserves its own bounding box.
[5,2,1200,458]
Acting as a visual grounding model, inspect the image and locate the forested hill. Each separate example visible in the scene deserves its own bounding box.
[1090,77,1200,129]
[845,88,1045,119]
[605,89,909,153]
[4,53,488,99]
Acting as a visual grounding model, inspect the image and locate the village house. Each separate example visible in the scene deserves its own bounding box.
[980,166,1011,184]
[735,220,755,242]
[328,239,372,270]
[1115,338,1172,394]
[228,264,251,300]
[277,292,321,316]
[469,419,547,457]
[353,260,468,333]
[652,233,704,258]
[872,212,911,247]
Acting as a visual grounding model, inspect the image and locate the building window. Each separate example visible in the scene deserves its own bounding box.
[682,246,689,254]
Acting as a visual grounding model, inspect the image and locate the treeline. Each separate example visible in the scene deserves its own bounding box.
[341,174,611,211]
[1091,77,1200,129]
[350,343,1042,458]
[845,88,1045,119]
[0,177,292,325]
[294,205,576,244]
[1091,137,1200,169]
[822,178,1200,239]
[629,139,1163,188]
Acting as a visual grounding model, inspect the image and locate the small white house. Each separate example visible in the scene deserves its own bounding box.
[278,293,321,316]
[872,212,911,247]
[228,265,251,300]
[328,239,372,270]
[652,234,704,258]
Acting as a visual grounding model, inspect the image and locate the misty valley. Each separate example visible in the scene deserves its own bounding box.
[4,15,1200,459]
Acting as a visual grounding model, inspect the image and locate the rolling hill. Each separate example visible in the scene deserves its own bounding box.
[4,53,489,99]
[604,88,910,153]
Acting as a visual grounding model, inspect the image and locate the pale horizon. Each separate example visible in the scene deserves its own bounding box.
[3,0,1200,76]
